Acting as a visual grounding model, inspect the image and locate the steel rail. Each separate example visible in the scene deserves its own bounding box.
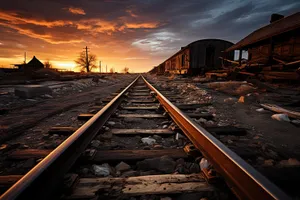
[142,75,290,200]
[0,75,140,200]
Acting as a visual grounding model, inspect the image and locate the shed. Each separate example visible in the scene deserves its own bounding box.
[225,12,300,66]
[14,56,44,71]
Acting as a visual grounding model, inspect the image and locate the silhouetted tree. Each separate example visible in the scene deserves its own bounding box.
[109,68,114,73]
[75,52,97,72]
[122,67,129,73]
[44,60,52,69]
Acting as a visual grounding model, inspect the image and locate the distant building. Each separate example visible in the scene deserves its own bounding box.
[225,12,300,67]
[14,56,44,71]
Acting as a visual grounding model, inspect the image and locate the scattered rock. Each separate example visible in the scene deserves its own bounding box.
[115,161,131,172]
[162,125,168,129]
[153,135,162,141]
[279,158,300,167]
[291,119,300,124]
[199,158,210,170]
[98,132,113,140]
[197,118,207,123]
[107,121,116,126]
[44,94,53,99]
[263,159,274,166]
[141,137,156,145]
[227,139,233,144]
[188,163,200,173]
[153,144,163,149]
[223,97,236,104]
[92,164,111,176]
[161,121,169,125]
[256,108,264,112]
[175,133,184,140]
[121,170,138,177]
[137,156,176,173]
[271,114,290,122]
[104,126,110,131]
[91,140,101,148]
[238,96,245,103]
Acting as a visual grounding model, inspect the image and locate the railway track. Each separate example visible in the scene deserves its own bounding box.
[0,75,290,200]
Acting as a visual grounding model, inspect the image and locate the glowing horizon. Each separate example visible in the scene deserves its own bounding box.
[0,1,299,73]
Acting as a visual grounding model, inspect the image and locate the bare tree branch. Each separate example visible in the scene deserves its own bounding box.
[75,52,97,72]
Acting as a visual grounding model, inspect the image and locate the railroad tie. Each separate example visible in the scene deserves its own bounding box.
[68,174,213,199]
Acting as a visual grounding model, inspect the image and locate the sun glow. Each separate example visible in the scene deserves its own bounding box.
[52,61,76,71]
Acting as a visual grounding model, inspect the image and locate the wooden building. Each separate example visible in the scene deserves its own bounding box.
[225,12,300,68]
[14,56,44,71]
[160,39,234,75]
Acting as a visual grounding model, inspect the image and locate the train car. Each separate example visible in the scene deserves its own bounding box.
[162,39,234,75]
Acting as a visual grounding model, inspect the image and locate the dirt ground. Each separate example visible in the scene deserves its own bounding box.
[0,74,136,175]
[146,74,300,197]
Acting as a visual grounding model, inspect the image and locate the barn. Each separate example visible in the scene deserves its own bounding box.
[161,39,234,75]
[14,56,44,71]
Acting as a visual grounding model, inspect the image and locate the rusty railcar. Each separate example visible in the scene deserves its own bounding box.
[161,39,234,75]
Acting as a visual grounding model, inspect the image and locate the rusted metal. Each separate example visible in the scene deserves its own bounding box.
[142,76,290,200]
[0,76,139,200]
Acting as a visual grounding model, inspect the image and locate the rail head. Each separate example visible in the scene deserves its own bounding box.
[0,75,140,200]
[142,75,290,200]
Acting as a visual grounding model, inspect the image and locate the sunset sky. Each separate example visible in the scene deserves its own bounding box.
[0,0,299,72]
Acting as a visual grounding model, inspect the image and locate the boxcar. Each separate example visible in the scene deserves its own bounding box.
[163,39,234,74]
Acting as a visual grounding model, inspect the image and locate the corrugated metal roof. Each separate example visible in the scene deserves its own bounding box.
[225,12,300,52]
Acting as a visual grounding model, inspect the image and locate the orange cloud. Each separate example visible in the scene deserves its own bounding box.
[0,22,83,44]
[0,11,71,27]
[126,9,138,18]
[0,10,161,44]
[125,22,159,29]
[67,7,86,15]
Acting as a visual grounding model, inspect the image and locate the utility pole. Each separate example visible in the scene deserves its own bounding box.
[24,52,26,64]
[99,61,101,73]
[106,65,107,73]
[84,46,89,72]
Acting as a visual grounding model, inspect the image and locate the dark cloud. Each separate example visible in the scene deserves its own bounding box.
[0,0,299,71]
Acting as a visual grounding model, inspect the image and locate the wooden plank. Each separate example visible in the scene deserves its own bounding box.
[48,127,76,135]
[0,175,22,187]
[9,149,51,160]
[91,106,104,110]
[175,103,212,110]
[127,103,159,107]
[130,93,150,96]
[260,103,300,119]
[118,114,166,118]
[127,96,152,99]
[111,129,174,135]
[129,100,157,103]
[205,126,247,136]
[121,106,158,110]
[131,90,150,92]
[69,174,212,199]
[90,149,187,162]
[77,113,94,120]
[186,113,214,120]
